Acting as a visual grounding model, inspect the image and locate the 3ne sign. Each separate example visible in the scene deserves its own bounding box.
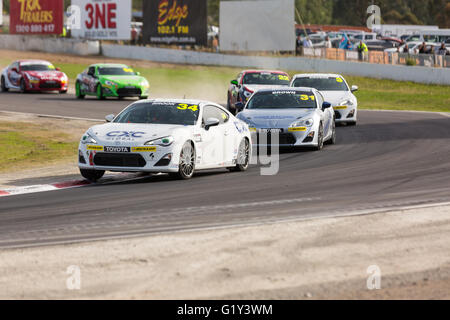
[9,0,63,34]
[71,0,131,40]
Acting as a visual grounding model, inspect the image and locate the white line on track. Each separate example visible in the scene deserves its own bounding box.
[0,110,103,122]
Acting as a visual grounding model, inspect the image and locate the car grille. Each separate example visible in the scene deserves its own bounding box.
[117,87,141,96]
[256,132,296,145]
[40,82,61,89]
[93,153,146,167]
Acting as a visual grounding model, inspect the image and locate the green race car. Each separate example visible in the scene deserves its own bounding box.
[75,63,149,100]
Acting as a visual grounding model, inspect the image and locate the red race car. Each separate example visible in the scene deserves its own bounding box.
[1,60,68,94]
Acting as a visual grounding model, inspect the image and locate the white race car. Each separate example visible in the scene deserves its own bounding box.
[290,73,358,125]
[235,87,336,150]
[78,99,252,181]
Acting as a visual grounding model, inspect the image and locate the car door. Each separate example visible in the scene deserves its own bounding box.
[200,105,229,167]
[83,66,97,93]
[8,62,21,87]
[316,92,333,137]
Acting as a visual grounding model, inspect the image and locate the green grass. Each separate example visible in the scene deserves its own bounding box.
[0,122,78,172]
[1,57,449,112]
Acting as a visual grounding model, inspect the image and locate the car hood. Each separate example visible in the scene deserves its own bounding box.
[25,70,65,80]
[238,108,317,128]
[319,91,352,105]
[100,75,146,85]
[86,123,190,144]
[242,84,287,92]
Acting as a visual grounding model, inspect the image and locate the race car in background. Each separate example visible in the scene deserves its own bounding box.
[1,60,68,94]
[78,99,251,181]
[75,63,149,100]
[290,73,358,125]
[235,87,336,150]
[227,70,290,114]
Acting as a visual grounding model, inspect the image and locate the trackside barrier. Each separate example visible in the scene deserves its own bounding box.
[0,35,100,56]
[302,47,450,69]
[102,44,450,85]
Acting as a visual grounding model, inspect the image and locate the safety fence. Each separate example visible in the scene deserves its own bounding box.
[303,48,450,68]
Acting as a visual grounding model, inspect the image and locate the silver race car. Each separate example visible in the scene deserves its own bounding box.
[78,99,251,181]
[235,87,336,150]
[290,73,358,125]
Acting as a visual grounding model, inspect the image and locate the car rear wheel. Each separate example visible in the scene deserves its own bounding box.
[347,121,356,126]
[228,138,250,172]
[139,96,148,100]
[75,81,84,99]
[96,84,105,100]
[1,76,8,92]
[325,120,336,145]
[80,169,105,182]
[59,90,67,94]
[172,142,195,180]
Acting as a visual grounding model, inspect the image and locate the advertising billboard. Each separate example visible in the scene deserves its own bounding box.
[71,0,131,40]
[220,0,296,51]
[9,0,64,35]
[143,0,207,46]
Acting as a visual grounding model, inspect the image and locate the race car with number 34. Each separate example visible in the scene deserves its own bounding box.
[78,99,252,181]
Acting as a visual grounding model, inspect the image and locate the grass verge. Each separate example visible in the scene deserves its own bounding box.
[0,121,78,172]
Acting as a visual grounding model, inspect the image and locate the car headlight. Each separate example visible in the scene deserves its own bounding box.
[145,136,174,146]
[26,74,39,81]
[104,80,118,88]
[81,133,97,144]
[140,80,149,88]
[290,118,314,127]
[339,99,354,106]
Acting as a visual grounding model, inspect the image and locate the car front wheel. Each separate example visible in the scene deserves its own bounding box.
[1,76,8,92]
[80,169,105,182]
[228,138,250,172]
[172,142,195,180]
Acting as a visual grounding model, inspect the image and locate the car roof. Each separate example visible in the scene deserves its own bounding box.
[17,59,52,65]
[291,73,343,79]
[241,70,288,75]
[131,98,224,108]
[90,63,129,68]
[253,87,317,94]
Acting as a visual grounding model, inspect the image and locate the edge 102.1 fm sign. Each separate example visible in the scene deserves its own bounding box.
[143,0,207,46]
[70,0,131,40]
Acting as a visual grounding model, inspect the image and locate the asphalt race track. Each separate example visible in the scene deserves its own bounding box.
[1,92,450,248]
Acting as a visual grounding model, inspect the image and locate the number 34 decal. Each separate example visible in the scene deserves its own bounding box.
[177,104,198,111]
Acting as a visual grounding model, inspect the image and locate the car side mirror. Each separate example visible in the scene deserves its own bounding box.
[105,114,115,122]
[230,80,239,86]
[322,102,332,110]
[55,67,61,71]
[351,85,358,92]
[136,72,141,76]
[204,118,220,130]
[235,102,245,112]
[12,68,18,73]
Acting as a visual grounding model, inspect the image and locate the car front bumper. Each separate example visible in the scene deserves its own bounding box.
[249,126,318,147]
[333,106,357,123]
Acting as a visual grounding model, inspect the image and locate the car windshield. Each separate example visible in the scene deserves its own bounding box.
[98,67,136,76]
[243,73,289,85]
[20,64,55,71]
[114,102,199,125]
[292,77,348,91]
[247,91,317,109]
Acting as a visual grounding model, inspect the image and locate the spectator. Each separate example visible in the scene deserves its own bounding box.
[357,41,368,61]
[302,37,313,48]
[437,42,448,56]
[401,43,409,53]
[131,26,138,45]
[325,36,332,49]
[212,36,219,53]
[418,42,432,54]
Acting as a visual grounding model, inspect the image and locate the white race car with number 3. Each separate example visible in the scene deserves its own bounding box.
[78,99,252,181]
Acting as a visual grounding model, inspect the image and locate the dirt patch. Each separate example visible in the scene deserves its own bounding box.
[0,204,449,299]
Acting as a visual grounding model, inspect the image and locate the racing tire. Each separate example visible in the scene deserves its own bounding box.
[59,90,67,94]
[314,123,324,151]
[20,78,28,93]
[75,81,85,99]
[0,76,8,92]
[226,92,235,115]
[325,120,336,145]
[171,141,196,180]
[347,121,357,126]
[80,169,105,182]
[228,138,250,172]
[96,84,105,100]
[139,96,148,100]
